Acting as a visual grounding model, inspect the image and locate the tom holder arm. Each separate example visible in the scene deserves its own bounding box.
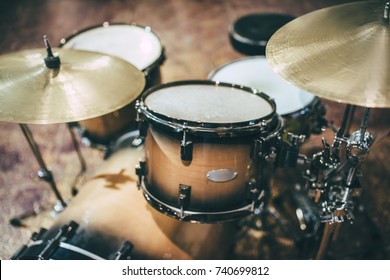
[19,124,67,210]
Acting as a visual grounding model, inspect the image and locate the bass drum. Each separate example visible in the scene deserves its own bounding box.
[11,134,237,260]
[60,23,165,146]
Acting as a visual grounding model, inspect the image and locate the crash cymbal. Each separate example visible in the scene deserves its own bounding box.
[266,1,390,108]
[0,47,145,124]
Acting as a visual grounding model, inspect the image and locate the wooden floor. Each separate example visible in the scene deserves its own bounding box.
[0,0,389,259]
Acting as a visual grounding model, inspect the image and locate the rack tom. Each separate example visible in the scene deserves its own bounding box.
[136,80,283,223]
[60,23,165,145]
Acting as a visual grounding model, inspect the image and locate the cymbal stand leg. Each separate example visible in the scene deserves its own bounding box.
[315,222,336,260]
[19,124,67,210]
[66,123,87,196]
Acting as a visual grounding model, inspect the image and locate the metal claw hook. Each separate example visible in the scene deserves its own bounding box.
[43,35,61,68]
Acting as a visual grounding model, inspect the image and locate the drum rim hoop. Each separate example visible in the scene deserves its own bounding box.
[208,56,319,117]
[141,181,258,223]
[138,80,278,136]
[58,22,165,72]
[207,55,266,80]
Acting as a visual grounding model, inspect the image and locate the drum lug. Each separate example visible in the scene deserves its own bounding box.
[10,228,49,259]
[114,241,134,260]
[181,129,193,161]
[135,160,146,190]
[251,137,265,160]
[31,228,48,241]
[178,184,191,219]
[136,100,147,137]
[39,221,79,260]
[11,232,44,259]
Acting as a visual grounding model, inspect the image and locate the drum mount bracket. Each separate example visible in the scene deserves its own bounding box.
[275,132,306,168]
[135,160,146,190]
[302,108,373,224]
[178,184,191,218]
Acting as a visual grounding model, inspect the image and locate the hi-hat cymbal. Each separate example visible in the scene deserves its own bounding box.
[0,48,145,124]
[266,1,390,108]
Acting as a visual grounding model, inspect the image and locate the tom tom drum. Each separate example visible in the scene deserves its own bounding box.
[136,80,283,223]
[60,23,165,145]
[209,56,327,138]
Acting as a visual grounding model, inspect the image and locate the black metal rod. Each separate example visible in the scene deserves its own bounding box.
[337,104,355,139]
[359,107,371,142]
[19,124,66,207]
[383,2,389,25]
[66,123,87,196]
[67,124,86,172]
[332,104,355,157]
[43,35,54,57]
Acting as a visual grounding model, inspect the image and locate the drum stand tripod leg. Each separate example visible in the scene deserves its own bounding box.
[66,123,87,196]
[314,222,340,259]
[315,223,335,260]
[10,124,67,227]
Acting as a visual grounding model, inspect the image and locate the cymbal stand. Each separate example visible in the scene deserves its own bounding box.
[10,124,67,227]
[302,106,374,259]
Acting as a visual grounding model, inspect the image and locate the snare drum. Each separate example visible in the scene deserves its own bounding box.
[60,23,165,145]
[11,139,236,260]
[137,80,283,223]
[209,56,327,138]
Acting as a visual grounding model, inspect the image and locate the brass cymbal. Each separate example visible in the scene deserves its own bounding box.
[0,48,145,124]
[266,1,390,108]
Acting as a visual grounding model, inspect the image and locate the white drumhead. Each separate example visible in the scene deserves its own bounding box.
[144,83,273,123]
[61,24,162,71]
[209,56,315,115]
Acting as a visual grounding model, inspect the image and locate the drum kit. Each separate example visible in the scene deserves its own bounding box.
[1,1,389,259]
